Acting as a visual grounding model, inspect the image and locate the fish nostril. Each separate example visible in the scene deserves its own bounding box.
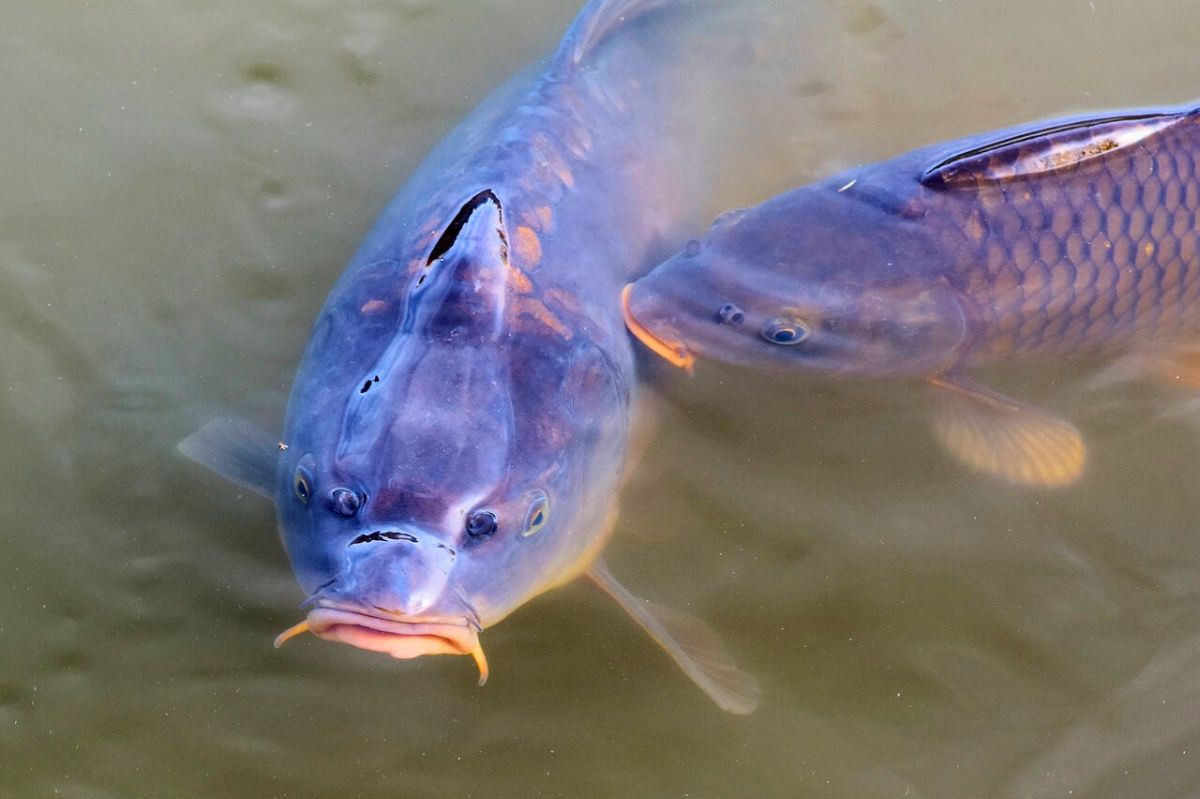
[717,303,745,326]
[348,531,418,546]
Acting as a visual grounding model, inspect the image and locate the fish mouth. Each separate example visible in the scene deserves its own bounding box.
[621,284,695,374]
[274,606,489,684]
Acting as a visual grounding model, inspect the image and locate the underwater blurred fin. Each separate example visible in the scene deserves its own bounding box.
[921,108,1188,188]
[178,416,278,498]
[588,558,762,714]
[929,376,1085,488]
[1087,345,1200,393]
[1131,345,1200,389]
[621,389,662,487]
[559,0,690,69]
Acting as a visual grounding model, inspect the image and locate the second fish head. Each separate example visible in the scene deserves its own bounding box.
[625,184,970,378]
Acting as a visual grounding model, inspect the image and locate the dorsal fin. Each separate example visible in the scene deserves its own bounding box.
[556,0,685,70]
[921,108,1193,189]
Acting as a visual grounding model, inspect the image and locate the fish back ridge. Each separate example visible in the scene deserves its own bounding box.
[921,103,1200,189]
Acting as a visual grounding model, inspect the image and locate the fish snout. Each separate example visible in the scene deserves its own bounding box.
[330,528,458,617]
[274,529,488,684]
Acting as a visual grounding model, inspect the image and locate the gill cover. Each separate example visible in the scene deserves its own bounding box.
[818,276,968,376]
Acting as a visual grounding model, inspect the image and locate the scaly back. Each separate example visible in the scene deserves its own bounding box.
[917,105,1200,364]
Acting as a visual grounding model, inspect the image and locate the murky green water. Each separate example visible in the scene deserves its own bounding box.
[5,1,1200,797]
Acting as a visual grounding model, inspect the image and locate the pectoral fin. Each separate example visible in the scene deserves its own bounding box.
[588,558,761,714]
[928,376,1085,487]
[177,416,279,498]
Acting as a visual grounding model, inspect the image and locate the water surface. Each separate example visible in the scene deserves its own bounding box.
[4,1,1200,797]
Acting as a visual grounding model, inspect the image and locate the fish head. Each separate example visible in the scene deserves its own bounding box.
[274,189,628,673]
[625,187,969,378]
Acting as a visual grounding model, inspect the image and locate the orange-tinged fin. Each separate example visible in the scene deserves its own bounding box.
[471,643,489,686]
[929,376,1085,487]
[273,620,311,649]
[588,558,761,714]
[621,284,695,374]
[922,109,1187,188]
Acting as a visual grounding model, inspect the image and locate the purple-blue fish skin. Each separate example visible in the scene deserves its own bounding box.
[273,1,717,656]
[177,0,769,712]
[627,103,1200,377]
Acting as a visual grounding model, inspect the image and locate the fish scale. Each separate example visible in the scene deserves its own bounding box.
[923,111,1200,363]
[624,102,1200,487]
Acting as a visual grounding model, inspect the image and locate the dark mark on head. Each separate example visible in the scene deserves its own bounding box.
[349,531,418,546]
[427,189,504,265]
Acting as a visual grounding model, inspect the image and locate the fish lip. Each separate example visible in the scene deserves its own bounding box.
[305,606,478,659]
[621,284,696,373]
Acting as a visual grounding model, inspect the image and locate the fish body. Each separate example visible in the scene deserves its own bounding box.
[182,0,760,712]
[625,103,1200,486]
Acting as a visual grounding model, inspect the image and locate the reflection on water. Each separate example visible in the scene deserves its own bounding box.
[3,1,1200,797]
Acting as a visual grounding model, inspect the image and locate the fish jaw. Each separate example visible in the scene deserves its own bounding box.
[621,284,695,373]
[307,607,477,657]
[276,607,489,683]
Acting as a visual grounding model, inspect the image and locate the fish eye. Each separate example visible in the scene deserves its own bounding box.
[761,317,810,346]
[717,303,745,326]
[292,460,315,504]
[465,509,498,538]
[329,487,362,518]
[522,491,550,537]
